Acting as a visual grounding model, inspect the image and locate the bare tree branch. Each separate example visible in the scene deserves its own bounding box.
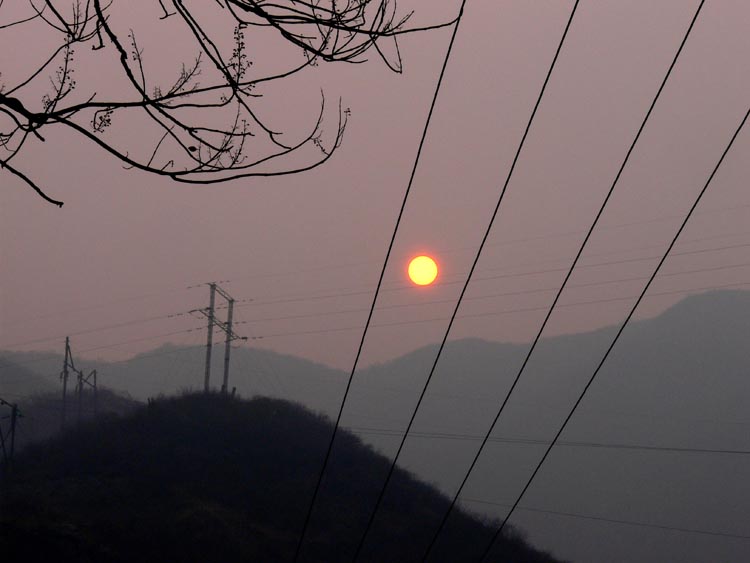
[0,0,451,205]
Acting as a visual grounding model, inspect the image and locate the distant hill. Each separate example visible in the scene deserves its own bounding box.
[11,388,141,451]
[0,393,567,563]
[0,343,345,411]
[3,290,750,562]
[0,356,57,398]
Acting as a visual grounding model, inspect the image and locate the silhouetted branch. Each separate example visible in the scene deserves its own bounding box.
[0,0,452,205]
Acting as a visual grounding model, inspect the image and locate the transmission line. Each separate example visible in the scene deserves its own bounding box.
[462,498,750,541]
[222,238,750,313]
[472,105,750,563]
[4,236,748,356]
[349,3,581,561]
[347,426,750,455]
[416,2,708,559]
[219,200,750,288]
[235,258,750,327]
[2,309,193,349]
[290,3,470,561]
[244,278,750,341]
[0,327,204,374]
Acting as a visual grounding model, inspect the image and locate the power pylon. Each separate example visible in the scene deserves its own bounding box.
[193,283,247,393]
[60,337,98,428]
[0,397,20,468]
[60,337,73,429]
[76,368,98,422]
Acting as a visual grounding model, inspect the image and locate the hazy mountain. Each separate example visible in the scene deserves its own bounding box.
[10,388,141,451]
[3,289,750,562]
[0,356,57,398]
[0,393,566,563]
[0,342,344,408]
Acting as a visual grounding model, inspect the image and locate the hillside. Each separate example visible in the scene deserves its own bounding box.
[0,356,56,398]
[10,388,141,451]
[0,393,567,563]
[3,290,750,562]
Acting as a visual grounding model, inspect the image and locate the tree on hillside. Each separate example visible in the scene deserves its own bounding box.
[0,0,453,206]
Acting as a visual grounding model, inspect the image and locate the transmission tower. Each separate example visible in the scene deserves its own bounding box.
[0,397,20,468]
[60,337,98,428]
[60,337,73,428]
[194,283,247,393]
[76,368,98,423]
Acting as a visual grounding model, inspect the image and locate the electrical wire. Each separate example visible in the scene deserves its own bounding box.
[219,200,750,288]
[246,254,750,341]
[233,259,750,328]
[291,4,470,561]
[346,426,750,455]
[2,281,207,330]
[473,105,750,563]
[3,222,747,353]
[225,232,750,315]
[461,498,750,541]
[349,3,581,560]
[4,202,748,338]
[0,327,204,372]
[1,309,193,350]
[416,3,710,558]
[355,428,750,454]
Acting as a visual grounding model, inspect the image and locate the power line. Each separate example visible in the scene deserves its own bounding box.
[0,327,204,373]
[1,280,208,330]
[420,0,710,556]
[461,498,750,541]
[75,327,205,355]
[291,4,470,561]
[3,228,747,361]
[8,198,748,334]
[247,278,750,340]
[4,203,747,341]
[106,342,202,366]
[218,200,750,288]
[1,309,193,350]
[230,237,750,311]
[234,259,750,327]
[474,105,750,562]
[3,236,748,358]
[232,312,289,398]
[350,3,581,560]
[346,426,750,455]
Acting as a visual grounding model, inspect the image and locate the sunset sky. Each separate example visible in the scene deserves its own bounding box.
[2,0,749,370]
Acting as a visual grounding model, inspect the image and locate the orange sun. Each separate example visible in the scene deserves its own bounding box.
[408,255,438,286]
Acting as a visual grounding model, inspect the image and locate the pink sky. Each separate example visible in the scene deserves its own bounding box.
[2,0,749,370]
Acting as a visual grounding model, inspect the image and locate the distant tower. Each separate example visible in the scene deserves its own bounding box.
[196,283,246,393]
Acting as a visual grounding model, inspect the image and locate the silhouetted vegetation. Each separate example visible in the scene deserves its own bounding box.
[0,392,566,562]
[11,388,141,451]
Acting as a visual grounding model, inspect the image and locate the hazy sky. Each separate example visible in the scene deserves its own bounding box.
[2,0,749,370]
[3,4,750,563]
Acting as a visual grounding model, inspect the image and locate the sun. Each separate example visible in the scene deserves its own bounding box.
[408,255,438,286]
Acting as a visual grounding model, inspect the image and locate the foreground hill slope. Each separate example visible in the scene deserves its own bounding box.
[0,393,567,563]
[11,388,141,450]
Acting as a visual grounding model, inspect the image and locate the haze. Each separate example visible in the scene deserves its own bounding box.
[1,2,750,562]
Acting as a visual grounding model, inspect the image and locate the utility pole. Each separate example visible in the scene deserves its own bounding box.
[222,298,235,394]
[61,336,71,429]
[194,283,246,393]
[93,370,98,416]
[9,404,17,462]
[60,338,98,428]
[76,368,98,423]
[0,397,20,469]
[204,283,217,392]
